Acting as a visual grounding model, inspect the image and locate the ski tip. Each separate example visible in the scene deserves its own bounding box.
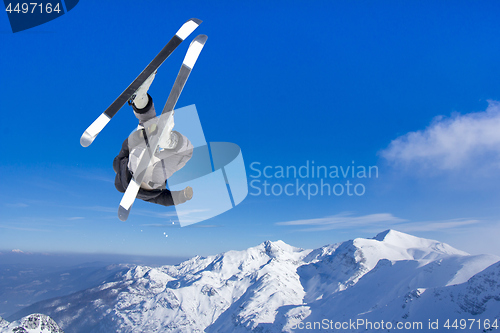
[80,131,95,147]
[184,35,208,69]
[196,34,208,43]
[189,18,202,25]
[190,34,208,46]
[118,206,130,221]
[177,18,202,40]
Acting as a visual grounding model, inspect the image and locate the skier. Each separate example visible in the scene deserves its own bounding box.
[113,72,194,207]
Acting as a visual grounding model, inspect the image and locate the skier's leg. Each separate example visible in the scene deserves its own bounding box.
[170,186,194,205]
[142,187,193,206]
[132,94,156,125]
[131,71,157,124]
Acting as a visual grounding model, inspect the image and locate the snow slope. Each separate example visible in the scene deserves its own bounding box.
[8,230,500,333]
[0,313,64,333]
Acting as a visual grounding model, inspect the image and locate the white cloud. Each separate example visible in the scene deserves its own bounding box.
[276,213,482,233]
[0,224,50,232]
[393,218,480,232]
[276,212,406,231]
[4,203,29,208]
[439,222,500,256]
[140,223,180,228]
[380,101,500,171]
[86,206,117,213]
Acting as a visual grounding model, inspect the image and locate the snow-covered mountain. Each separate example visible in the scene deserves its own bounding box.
[0,313,64,333]
[7,230,500,332]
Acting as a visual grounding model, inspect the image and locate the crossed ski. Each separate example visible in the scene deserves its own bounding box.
[118,34,208,221]
[80,18,202,148]
[80,18,207,221]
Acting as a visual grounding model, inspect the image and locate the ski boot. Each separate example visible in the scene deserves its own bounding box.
[130,71,157,124]
[171,186,193,204]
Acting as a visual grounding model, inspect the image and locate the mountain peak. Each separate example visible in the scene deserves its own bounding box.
[262,239,286,249]
[262,239,286,246]
[260,240,288,258]
[1,313,63,333]
[373,228,441,247]
[259,240,305,257]
[237,240,308,265]
[370,229,468,257]
[373,229,411,242]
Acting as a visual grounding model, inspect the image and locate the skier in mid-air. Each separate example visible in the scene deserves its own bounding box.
[113,72,194,207]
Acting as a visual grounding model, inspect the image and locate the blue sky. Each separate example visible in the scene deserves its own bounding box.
[1,0,500,259]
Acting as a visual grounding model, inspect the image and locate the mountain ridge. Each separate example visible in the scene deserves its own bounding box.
[5,230,500,333]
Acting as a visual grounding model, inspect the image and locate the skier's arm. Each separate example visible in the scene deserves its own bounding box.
[113,139,130,174]
[114,139,132,193]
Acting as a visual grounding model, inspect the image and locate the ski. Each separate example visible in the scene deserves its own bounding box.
[118,34,208,221]
[80,18,202,148]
